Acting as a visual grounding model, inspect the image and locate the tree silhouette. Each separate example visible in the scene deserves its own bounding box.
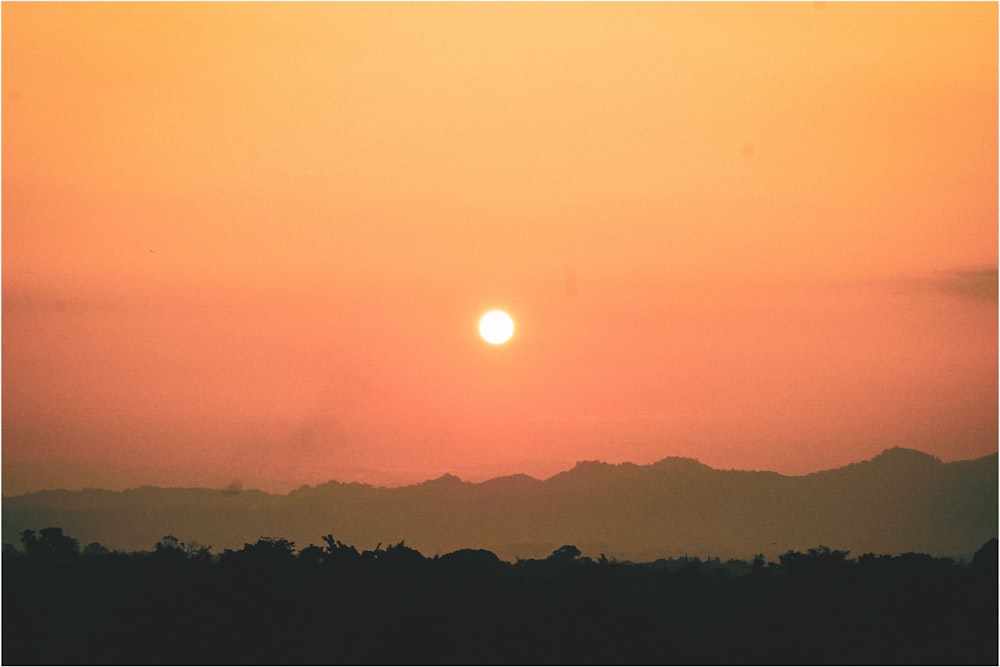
[82,542,110,557]
[547,544,582,562]
[380,540,426,570]
[321,533,361,565]
[972,537,998,575]
[153,534,211,561]
[436,548,504,576]
[3,527,996,665]
[237,537,296,562]
[153,534,186,561]
[778,545,851,580]
[298,544,326,565]
[19,527,79,559]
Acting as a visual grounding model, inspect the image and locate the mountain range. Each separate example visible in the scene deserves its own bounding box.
[3,447,996,561]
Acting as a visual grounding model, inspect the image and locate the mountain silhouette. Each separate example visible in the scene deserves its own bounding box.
[3,447,995,561]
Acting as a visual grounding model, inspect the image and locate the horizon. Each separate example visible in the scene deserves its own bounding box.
[3,3,997,497]
[5,445,996,498]
[5,442,994,566]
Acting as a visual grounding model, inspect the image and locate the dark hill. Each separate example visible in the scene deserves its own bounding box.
[3,448,996,561]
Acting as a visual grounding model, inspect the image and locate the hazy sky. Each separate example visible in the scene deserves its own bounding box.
[3,3,997,494]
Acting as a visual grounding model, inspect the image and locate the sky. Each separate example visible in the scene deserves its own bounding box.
[2,2,997,494]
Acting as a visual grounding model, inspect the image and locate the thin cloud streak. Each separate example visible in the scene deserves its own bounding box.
[893,268,998,302]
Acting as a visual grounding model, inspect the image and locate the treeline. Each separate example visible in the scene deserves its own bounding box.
[4,528,997,665]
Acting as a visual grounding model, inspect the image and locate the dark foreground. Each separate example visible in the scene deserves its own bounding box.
[4,530,997,665]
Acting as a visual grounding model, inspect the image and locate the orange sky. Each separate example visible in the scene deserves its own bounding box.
[3,2,997,494]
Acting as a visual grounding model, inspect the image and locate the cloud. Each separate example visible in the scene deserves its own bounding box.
[895,268,998,302]
[1,284,136,315]
[536,412,675,424]
[934,269,998,301]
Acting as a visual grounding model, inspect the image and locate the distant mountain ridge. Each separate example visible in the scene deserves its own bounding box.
[3,447,996,561]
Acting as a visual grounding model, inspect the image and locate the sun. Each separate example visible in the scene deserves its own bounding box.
[479,310,515,345]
